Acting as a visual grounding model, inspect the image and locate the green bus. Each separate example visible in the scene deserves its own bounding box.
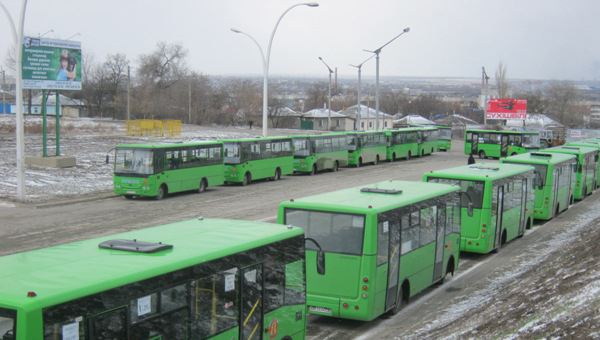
[417,127,439,156]
[292,133,348,174]
[385,128,420,161]
[0,218,306,340]
[424,163,535,254]
[435,126,452,152]
[278,180,461,321]
[500,152,577,220]
[222,137,294,185]
[464,129,540,159]
[346,131,388,167]
[565,141,600,189]
[111,141,224,200]
[543,146,598,200]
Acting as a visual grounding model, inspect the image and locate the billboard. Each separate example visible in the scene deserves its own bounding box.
[486,98,527,120]
[21,37,82,90]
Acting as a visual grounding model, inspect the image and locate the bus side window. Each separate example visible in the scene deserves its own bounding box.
[191,269,239,338]
[377,221,389,265]
[284,236,306,306]
[419,207,436,246]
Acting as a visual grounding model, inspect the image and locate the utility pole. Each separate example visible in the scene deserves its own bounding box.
[188,77,192,124]
[1,67,5,114]
[126,65,130,121]
[482,66,489,126]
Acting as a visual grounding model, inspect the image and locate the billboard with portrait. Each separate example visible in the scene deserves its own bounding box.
[486,98,527,120]
[21,37,82,90]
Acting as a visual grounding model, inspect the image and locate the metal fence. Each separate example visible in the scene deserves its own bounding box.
[126,120,182,137]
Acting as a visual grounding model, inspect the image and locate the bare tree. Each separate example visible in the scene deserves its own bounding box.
[495,61,510,98]
[137,42,188,89]
[547,81,580,127]
[304,82,327,111]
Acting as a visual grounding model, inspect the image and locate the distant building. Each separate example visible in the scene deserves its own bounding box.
[25,93,83,118]
[338,105,394,131]
[394,114,436,127]
[303,108,354,131]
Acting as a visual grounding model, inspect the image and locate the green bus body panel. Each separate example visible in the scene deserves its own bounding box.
[501,152,577,220]
[565,142,600,188]
[113,141,225,197]
[264,305,307,340]
[294,150,348,172]
[543,146,598,200]
[0,219,304,340]
[278,180,460,321]
[348,145,387,166]
[464,129,540,157]
[437,140,452,151]
[423,163,535,254]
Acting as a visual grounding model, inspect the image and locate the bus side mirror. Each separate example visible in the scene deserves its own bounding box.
[316,250,326,275]
[595,154,599,162]
[105,155,109,164]
[468,202,474,217]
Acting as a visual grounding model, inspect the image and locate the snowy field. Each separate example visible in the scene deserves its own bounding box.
[0,116,284,203]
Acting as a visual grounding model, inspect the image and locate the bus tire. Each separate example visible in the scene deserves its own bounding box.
[274,168,281,181]
[387,288,404,316]
[242,173,251,186]
[392,153,397,162]
[374,155,379,165]
[407,151,411,160]
[511,152,517,156]
[479,150,486,159]
[431,148,434,154]
[155,185,167,200]
[438,256,455,285]
[197,178,207,193]
[124,195,134,200]
[332,161,339,172]
[358,158,363,167]
[311,164,317,175]
[421,150,424,157]
[555,204,560,217]
[570,195,574,205]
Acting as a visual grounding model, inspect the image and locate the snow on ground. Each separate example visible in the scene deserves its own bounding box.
[0,116,294,203]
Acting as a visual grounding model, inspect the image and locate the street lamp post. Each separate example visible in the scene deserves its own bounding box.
[364,27,410,130]
[1,0,28,201]
[231,2,319,137]
[350,54,375,131]
[0,66,5,114]
[318,57,333,130]
[38,28,53,38]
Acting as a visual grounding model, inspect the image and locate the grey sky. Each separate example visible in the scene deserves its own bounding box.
[1,0,599,80]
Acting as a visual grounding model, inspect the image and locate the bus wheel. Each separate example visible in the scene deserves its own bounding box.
[155,185,167,200]
[242,173,251,186]
[124,195,134,200]
[358,158,363,167]
[274,168,281,181]
[421,150,424,157]
[197,179,207,193]
[392,153,396,162]
[387,289,404,316]
[479,150,486,159]
[374,155,379,165]
[570,195,574,205]
[332,161,339,172]
[407,151,411,160]
[431,148,434,154]
[555,204,560,217]
[311,164,317,175]
[511,152,517,156]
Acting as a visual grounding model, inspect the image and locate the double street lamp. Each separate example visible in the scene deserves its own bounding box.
[349,54,375,130]
[318,56,333,130]
[231,2,319,137]
[364,27,410,130]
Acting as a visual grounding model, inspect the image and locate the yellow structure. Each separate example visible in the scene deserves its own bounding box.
[126,120,182,137]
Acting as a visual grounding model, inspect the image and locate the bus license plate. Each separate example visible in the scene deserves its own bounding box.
[126,191,136,194]
[309,306,332,314]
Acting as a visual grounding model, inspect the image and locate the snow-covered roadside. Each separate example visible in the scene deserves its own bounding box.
[0,116,293,203]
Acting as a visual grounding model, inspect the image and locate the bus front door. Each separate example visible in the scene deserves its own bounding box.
[433,206,446,282]
[494,186,504,250]
[553,169,560,216]
[471,133,479,155]
[385,221,401,311]
[500,135,509,158]
[241,264,264,340]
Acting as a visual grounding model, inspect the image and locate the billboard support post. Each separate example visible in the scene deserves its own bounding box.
[42,89,47,157]
[55,90,60,156]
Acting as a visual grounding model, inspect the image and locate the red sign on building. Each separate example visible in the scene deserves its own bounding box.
[486,98,527,120]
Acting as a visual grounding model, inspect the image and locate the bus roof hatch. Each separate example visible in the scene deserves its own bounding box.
[360,188,403,195]
[99,239,173,253]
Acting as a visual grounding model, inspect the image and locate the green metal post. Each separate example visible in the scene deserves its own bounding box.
[55,90,60,156]
[42,90,47,157]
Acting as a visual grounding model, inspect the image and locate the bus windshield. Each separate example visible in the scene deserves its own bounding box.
[523,134,541,149]
[438,129,452,140]
[347,135,359,151]
[115,148,154,175]
[294,138,311,157]
[0,307,16,339]
[285,209,365,255]
[223,143,240,164]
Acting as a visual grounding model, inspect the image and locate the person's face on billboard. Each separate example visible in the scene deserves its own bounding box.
[61,59,68,69]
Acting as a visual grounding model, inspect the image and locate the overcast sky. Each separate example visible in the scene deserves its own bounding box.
[1,0,599,81]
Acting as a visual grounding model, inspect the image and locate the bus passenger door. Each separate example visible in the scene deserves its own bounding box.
[553,169,560,216]
[519,180,528,235]
[241,264,264,340]
[433,206,446,282]
[494,186,504,250]
[471,133,479,155]
[385,221,401,311]
[500,135,509,158]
